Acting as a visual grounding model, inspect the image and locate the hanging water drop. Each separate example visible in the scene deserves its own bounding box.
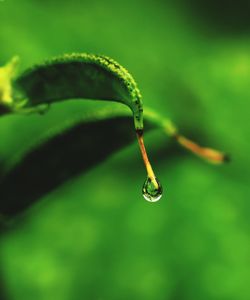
[142,177,163,202]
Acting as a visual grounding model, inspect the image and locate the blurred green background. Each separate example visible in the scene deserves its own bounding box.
[0,0,250,299]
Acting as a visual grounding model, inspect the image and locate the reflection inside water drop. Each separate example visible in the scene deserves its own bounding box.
[142,177,163,202]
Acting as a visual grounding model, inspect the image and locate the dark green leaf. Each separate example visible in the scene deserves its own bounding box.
[14,54,144,129]
[0,103,163,218]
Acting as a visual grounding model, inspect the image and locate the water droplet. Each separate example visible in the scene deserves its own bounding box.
[142,177,163,202]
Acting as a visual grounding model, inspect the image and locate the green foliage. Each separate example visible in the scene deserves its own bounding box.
[0,1,249,300]
[0,53,180,216]
[0,103,170,217]
[14,53,143,129]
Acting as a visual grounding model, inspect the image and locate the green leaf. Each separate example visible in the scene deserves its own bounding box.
[0,116,133,218]
[0,96,180,219]
[1,2,244,300]
[0,104,225,219]
[0,93,183,219]
[14,53,144,130]
[11,53,174,200]
[0,106,134,217]
[0,53,177,218]
[0,52,227,219]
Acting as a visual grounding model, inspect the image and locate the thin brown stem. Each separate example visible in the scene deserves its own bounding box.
[175,134,229,164]
[136,130,159,189]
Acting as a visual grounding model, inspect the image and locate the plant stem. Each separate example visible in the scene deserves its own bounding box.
[143,107,228,164]
[136,130,159,189]
[174,134,229,164]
